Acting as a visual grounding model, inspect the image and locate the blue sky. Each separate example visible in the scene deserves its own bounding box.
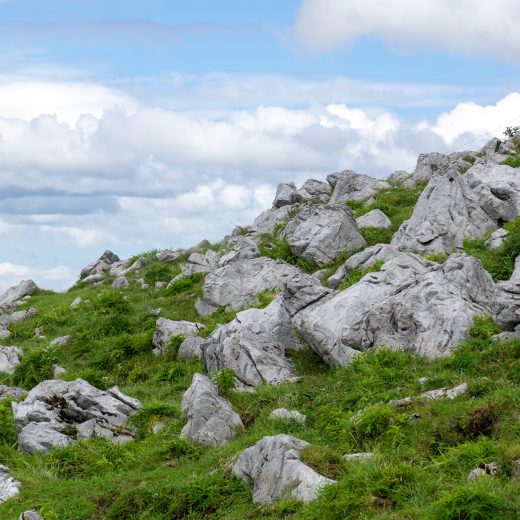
[0,0,519,292]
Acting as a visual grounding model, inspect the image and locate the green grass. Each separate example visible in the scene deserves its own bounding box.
[501,155,520,168]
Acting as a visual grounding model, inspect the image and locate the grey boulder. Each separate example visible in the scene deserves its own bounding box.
[233,434,334,504]
[156,250,182,263]
[111,276,129,288]
[80,250,119,280]
[202,297,301,389]
[0,307,37,327]
[12,379,141,454]
[152,318,204,355]
[250,204,300,235]
[181,373,244,446]
[0,464,20,503]
[19,511,44,520]
[50,335,71,347]
[0,280,38,310]
[296,253,495,366]
[485,228,508,249]
[356,209,391,229]
[283,204,365,266]
[0,385,23,401]
[0,346,22,375]
[181,250,219,276]
[420,383,468,400]
[178,336,206,361]
[269,408,306,425]
[273,182,297,208]
[328,170,388,203]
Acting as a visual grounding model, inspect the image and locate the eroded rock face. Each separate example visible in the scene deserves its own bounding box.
[218,236,260,267]
[181,374,243,446]
[294,179,331,204]
[356,209,391,229]
[12,379,141,454]
[202,298,301,389]
[233,434,334,504]
[80,250,120,280]
[181,250,219,276]
[201,257,302,312]
[485,228,508,249]
[283,204,365,266]
[0,465,20,503]
[152,318,204,355]
[0,280,38,310]
[391,171,496,253]
[250,205,300,236]
[296,253,495,366]
[281,271,331,318]
[328,170,388,203]
[0,346,22,375]
[273,182,298,208]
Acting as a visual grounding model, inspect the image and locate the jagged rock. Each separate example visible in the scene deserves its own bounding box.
[0,385,23,400]
[420,383,468,400]
[178,336,206,360]
[181,374,244,446]
[466,164,520,222]
[118,256,148,277]
[282,271,331,318]
[282,204,365,266]
[201,257,302,312]
[19,511,44,520]
[70,297,82,308]
[273,182,297,208]
[13,379,141,454]
[327,244,401,289]
[82,273,104,284]
[218,236,259,266]
[108,260,130,277]
[156,250,181,262]
[202,298,301,389]
[485,228,508,249]
[481,137,516,156]
[388,170,412,183]
[250,204,300,235]
[343,452,374,461]
[294,179,330,204]
[328,170,388,203]
[0,307,37,327]
[391,170,496,253]
[181,250,219,276]
[80,250,119,279]
[296,253,495,366]
[152,318,204,355]
[0,346,22,374]
[412,152,452,183]
[356,209,391,229]
[0,465,20,502]
[0,280,38,310]
[233,434,334,504]
[269,408,306,424]
[0,326,9,339]
[467,462,498,482]
[50,335,71,347]
[112,276,129,288]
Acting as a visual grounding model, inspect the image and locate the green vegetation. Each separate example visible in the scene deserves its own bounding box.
[501,155,520,168]
[347,181,427,246]
[464,217,520,280]
[338,259,385,291]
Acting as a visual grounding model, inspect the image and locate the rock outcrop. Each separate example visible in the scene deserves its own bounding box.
[328,170,388,203]
[202,298,301,389]
[296,253,495,366]
[152,318,204,355]
[233,434,334,504]
[181,250,219,276]
[80,250,120,280]
[0,280,38,311]
[12,379,141,454]
[180,374,243,446]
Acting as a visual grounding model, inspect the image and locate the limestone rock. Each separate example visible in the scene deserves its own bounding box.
[82,273,104,284]
[294,179,330,204]
[420,383,468,400]
[218,236,260,267]
[485,228,508,249]
[0,464,20,503]
[273,182,297,208]
[328,170,388,203]
[152,318,204,355]
[296,253,495,366]
[0,280,38,310]
[53,365,67,378]
[181,373,244,446]
[50,335,71,347]
[202,298,301,389]
[12,379,141,454]
[0,385,23,400]
[283,204,365,266]
[0,307,37,327]
[356,209,391,229]
[0,346,22,375]
[281,271,331,318]
[70,297,82,308]
[156,250,181,263]
[233,434,334,504]
[201,257,302,312]
[80,250,119,280]
[494,257,520,329]
[391,170,496,253]
[118,256,148,277]
[0,326,9,339]
[412,152,452,183]
[343,452,374,462]
[181,250,219,276]
[19,511,44,520]
[111,276,129,288]
[269,408,306,424]
[178,336,206,361]
[250,204,300,235]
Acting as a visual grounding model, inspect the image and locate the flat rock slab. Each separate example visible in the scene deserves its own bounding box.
[233,434,334,504]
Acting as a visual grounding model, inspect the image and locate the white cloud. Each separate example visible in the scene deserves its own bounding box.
[294,0,520,59]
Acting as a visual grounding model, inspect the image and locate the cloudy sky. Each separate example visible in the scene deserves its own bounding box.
[0,0,519,293]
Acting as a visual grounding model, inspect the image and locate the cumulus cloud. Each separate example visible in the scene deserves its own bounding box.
[294,0,520,59]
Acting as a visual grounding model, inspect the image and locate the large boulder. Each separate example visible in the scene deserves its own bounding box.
[273,182,298,208]
[233,434,334,504]
[218,236,260,267]
[250,204,300,236]
[282,204,365,266]
[152,318,204,355]
[180,374,244,446]
[200,257,302,313]
[0,280,38,310]
[391,170,496,253]
[328,170,388,203]
[12,379,141,454]
[0,464,20,502]
[356,209,391,229]
[0,346,22,375]
[296,253,495,366]
[79,250,120,280]
[293,179,331,204]
[181,250,219,276]
[201,298,301,389]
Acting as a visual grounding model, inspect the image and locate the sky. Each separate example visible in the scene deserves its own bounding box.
[0,0,520,293]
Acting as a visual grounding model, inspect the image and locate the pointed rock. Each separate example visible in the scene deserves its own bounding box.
[328,170,388,203]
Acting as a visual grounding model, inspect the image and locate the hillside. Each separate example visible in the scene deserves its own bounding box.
[1,133,520,519]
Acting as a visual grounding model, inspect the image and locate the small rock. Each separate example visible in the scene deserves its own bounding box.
[149,308,162,316]
[0,385,23,400]
[19,511,44,520]
[0,346,22,375]
[152,318,204,355]
[343,452,374,461]
[151,422,166,435]
[52,365,67,378]
[0,464,20,502]
[70,297,82,308]
[467,467,487,481]
[269,408,306,425]
[420,383,468,400]
[111,276,129,288]
[0,280,38,310]
[485,461,499,475]
[155,281,167,289]
[356,209,392,229]
[156,250,181,263]
[178,336,206,361]
[34,327,45,338]
[0,326,9,339]
[485,228,508,249]
[388,397,412,408]
[50,335,71,347]
[512,459,520,479]
[418,377,429,386]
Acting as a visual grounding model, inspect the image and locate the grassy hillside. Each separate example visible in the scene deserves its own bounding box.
[0,188,520,519]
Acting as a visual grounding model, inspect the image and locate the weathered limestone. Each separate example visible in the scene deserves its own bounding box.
[328,170,388,203]
[356,209,391,229]
[0,465,20,503]
[152,318,204,355]
[0,346,22,375]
